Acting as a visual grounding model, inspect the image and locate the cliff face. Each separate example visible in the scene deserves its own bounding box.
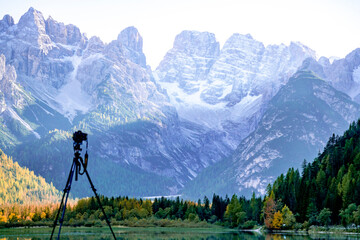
[155,31,316,149]
[0,8,233,197]
[1,7,360,199]
[183,71,360,199]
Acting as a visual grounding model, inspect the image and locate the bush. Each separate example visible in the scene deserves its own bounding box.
[241,220,257,229]
[302,221,310,231]
[294,223,302,231]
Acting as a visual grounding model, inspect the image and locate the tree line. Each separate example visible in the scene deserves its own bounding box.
[0,194,264,228]
[265,120,360,230]
[3,120,360,230]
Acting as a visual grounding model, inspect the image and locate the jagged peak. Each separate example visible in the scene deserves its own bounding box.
[17,7,46,33]
[22,7,44,21]
[222,33,264,51]
[174,30,217,46]
[0,14,14,32]
[227,33,256,41]
[299,57,326,79]
[1,14,14,26]
[318,56,330,66]
[172,30,219,57]
[47,15,54,21]
[117,26,143,53]
[245,33,254,39]
[176,30,216,37]
[345,48,360,61]
[289,41,316,58]
[89,36,104,45]
[45,15,84,45]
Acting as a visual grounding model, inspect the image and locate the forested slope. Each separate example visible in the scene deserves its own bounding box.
[0,149,60,204]
[269,119,360,225]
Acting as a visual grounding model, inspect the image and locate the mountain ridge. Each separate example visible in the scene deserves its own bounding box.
[183,71,360,199]
[1,7,360,199]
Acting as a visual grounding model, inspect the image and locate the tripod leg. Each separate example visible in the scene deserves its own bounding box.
[84,168,117,240]
[57,162,76,240]
[50,161,76,240]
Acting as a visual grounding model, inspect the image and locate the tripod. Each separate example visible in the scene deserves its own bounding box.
[50,131,117,240]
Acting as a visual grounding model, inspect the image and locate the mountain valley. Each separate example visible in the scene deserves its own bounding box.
[1,7,360,201]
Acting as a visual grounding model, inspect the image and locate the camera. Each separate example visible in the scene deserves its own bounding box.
[72,130,87,144]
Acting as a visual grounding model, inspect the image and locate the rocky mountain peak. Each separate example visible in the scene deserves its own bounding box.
[0,15,14,31]
[299,57,326,79]
[172,30,220,57]
[117,26,143,53]
[83,36,104,58]
[345,48,360,68]
[116,26,146,67]
[15,7,52,51]
[289,41,316,60]
[318,56,330,67]
[310,48,360,100]
[45,16,84,45]
[223,33,264,51]
[17,7,47,34]
[2,15,14,26]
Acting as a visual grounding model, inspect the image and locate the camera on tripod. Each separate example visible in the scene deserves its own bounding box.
[73,131,87,150]
[51,130,117,240]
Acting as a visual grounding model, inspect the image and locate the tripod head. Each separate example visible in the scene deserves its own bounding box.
[72,130,89,181]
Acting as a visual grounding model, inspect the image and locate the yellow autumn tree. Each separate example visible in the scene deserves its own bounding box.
[263,191,276,229]
[40,211,47,220]
[272,211,283,229]
[0,212,7,223]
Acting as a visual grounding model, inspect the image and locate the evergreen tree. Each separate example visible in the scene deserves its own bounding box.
[317,208,332,228]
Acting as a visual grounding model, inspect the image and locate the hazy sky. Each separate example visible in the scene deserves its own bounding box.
[0,0,359,68]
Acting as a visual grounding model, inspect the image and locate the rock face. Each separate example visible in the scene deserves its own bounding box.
[154,31,316,148]
[302,49,360,103]
[0,8,232,197]
[0,54,24,111]
[2,7,360,199]
[183,71,360,199]
[0,54,42,145]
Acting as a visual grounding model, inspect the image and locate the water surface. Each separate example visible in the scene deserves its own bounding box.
[1,227,360,240]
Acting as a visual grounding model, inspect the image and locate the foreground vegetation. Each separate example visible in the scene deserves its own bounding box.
[0,194,261,229]
[265,120,360,230]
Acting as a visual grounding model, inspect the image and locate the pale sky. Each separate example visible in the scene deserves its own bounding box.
[0,0,359,69]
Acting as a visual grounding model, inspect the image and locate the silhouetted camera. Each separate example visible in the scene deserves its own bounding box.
[72,130,87,144]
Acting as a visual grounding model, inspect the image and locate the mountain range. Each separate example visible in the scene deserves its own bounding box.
[0,7,360,201]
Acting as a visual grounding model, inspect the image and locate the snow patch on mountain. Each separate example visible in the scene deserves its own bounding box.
[242,177,273,195]
[155,31,316,152]
[54,53,92,121]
